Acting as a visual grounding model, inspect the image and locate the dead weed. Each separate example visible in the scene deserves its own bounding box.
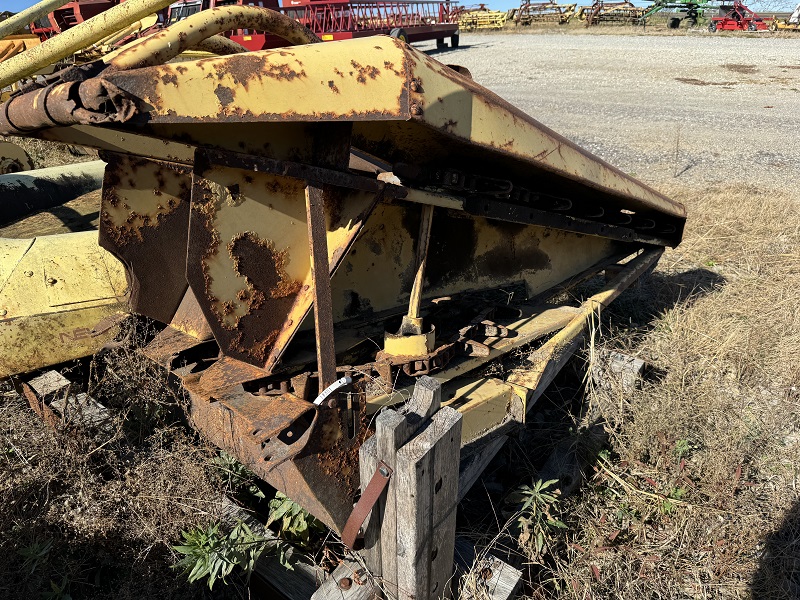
[0,321,245,599]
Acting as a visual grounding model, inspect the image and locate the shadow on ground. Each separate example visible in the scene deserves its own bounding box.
[751,498,800,600]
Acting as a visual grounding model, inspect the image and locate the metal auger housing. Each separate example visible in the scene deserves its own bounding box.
[0,7,685,534]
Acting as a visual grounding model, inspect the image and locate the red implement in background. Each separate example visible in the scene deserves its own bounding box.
[166,0,460,50]
[31,0,123,40]
[708,0,769,31]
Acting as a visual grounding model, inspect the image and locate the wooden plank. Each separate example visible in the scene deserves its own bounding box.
[305,184,337,391]
[457,435,508,503]
[361,376,442,589]
[427,408,462,600]
[359,436,382,574]
[311,556,379,600]
[457,553,521,600]
[395,406,462,600]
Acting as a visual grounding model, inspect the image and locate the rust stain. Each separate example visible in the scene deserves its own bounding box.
[349,60,380,84]
[214,85,235,106]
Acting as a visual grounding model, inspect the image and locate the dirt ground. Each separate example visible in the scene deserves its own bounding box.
[2,28,799,600]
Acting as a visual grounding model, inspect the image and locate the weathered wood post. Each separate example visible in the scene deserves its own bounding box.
[357,376,462,600]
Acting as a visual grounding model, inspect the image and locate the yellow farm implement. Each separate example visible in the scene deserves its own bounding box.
[1,3,684,595]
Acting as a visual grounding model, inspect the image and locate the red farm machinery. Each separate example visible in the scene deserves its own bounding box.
[167,0,461,49]
[708,1,770,31]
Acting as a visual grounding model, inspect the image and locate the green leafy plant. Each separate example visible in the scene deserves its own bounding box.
[17,537,53,575]
[267,492,325,549]
[660,487,687,515]
[674,439,692,459]
[173,520,268,590]
[44,577,72,600]
[212,451,265,500]
[504,479,567,560]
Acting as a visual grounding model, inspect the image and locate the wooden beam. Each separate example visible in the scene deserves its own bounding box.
[395,406,462,600]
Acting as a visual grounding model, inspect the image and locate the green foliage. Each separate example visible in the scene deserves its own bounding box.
[173,520,268,590]
[674,439,692,459]
[43,577,72,600]
[660,487,687,515]
[267,492,325,550]
[211,451,265,500]
[505,479,567,560]
[17,537,53,575]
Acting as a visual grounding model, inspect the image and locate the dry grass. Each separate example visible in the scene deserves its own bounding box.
[509,184,800,599]
[0,322,247,600]
[4,135,97,170]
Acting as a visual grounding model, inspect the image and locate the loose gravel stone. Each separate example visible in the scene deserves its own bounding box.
[415,32,800,191]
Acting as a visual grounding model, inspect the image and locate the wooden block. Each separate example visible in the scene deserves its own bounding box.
[591,350,646,391]
[27,370,70,400]
[50,392,111,429]
[457,553,521,600]
[395,406,462,600]
[311,556,379,600]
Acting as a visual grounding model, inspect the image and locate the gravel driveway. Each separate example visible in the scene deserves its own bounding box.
[415,32,800,190]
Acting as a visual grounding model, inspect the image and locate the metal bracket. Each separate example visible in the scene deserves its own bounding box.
[341,460,393,549]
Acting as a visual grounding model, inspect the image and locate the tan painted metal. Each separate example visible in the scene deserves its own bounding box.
[106,6,320,71]
[0,35,41,65]
[0,231,128,378]
[85,35,683,219]
[0,0,175,88]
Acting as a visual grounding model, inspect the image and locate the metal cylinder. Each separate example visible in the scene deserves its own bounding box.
[0,0,67,40]
[0,0,175,89]
[107,6,320,71]
[0,160,105,226]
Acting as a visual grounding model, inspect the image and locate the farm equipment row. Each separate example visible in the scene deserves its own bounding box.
[1,6,684,576]
[455,4,507,31]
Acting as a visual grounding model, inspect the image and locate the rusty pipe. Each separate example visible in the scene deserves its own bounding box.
[106,6,321,71]
[0,79,136,136]
[0,0,175,89]
[0,0,66,40]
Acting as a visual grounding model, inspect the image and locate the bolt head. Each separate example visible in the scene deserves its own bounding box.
[23,270,33,277]
[338,577,352,590]
[0,309,6,317]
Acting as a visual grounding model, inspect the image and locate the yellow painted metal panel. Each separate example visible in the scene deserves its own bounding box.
[0,231,128,378]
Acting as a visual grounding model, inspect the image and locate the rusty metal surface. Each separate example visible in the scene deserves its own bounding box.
[20,381,60,429]
[341,461,392,549]
[186,160,380,372]
[98,152,192,324]
[306,185,338,391]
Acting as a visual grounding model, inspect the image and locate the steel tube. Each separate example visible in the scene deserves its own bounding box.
[107,6,320,71]
[0,0,66,40]
[0,0,174,89]
[0,160,105,226]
